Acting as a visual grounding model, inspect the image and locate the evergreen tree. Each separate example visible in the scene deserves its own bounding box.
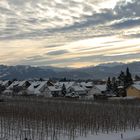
[118,71,126,87]
[62,84,67,96]
[117,68,133,97]
[125,67,133,88]
[106,77,112,91]
[39,78,44,81]
[112,77,118,94]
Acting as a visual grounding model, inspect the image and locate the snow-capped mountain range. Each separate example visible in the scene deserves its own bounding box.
[0,62,140,80]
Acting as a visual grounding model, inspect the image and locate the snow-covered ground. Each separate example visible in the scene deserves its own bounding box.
[75,129,140,140]
[1,129,140,140]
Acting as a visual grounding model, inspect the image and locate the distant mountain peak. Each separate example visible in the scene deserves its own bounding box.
[98,62,124,67]
[0,61,140,80]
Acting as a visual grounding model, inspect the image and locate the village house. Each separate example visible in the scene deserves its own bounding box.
[127,82,140,98]
[47,82,76,97]
[88,84,111,99]
[1,80,12,88]
[46,82,91,98]
[27,81,45,96]
[0,80,109,99]
[3,81,31,96]
[0,80,12,93]
[55,82,76,90]
[79,82,93,89]
[67,85,87,99]
[27,80,53,96]
[89,84,106,95]
[46,86,62,97]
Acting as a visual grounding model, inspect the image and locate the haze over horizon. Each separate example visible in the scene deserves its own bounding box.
[0,0,140,68]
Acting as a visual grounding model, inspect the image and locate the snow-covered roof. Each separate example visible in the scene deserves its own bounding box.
[134,81,140,85]
[48,86,62,92]
[7,81,19,89]
[3,89,13,94]
[18,81,27,87]
[1,80,10,86]
[71,85,86,92]
[28,81,40,91]
[55,82,75,89]
[28,81,41,91]
[132,84,140,90]
[34,81,48,94]
[28,81,48,95]
[95,84,106,92]
[7,81,29,89]
[118,86,124,89]
[80,82,93,87]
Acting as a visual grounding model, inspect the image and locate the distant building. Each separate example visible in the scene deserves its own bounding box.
[1,80,11,87]
[55,82,76,90]
[46,86,62,97]
[79,82,93,89]
[89,84,106,95]
[47,82,76,97]
[67,85,87,99]
[27,81,48,96]
[0,80,95,99]
[3,81,31,96]
[89,84,116,99]
[127,82,140,98]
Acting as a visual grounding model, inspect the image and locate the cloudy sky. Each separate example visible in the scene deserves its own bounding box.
[0,0,140,67]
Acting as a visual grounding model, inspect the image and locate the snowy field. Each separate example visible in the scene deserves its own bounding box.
[0,129,140,140]
[0,97,140,140]
[75,129,140,140]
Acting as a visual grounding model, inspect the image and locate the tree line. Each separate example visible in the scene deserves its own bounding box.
[106,67,133,96]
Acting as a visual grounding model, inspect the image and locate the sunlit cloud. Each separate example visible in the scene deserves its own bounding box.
[0,0,140,67]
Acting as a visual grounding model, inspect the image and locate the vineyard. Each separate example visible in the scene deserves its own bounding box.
[0,98,140,140]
